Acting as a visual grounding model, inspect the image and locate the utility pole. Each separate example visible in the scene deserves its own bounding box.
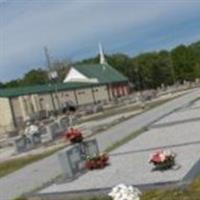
[44,46,61,113]
[44,46,51,70]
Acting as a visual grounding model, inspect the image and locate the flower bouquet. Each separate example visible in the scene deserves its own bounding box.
[109,184,141,200]
[149,150,176,170]
[85,153,109,170]
[64,128,83,144]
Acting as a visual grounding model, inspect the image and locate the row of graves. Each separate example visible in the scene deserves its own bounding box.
[13,114,110,173]
[62,128,176,177]
[13,116,70,153]
[13,102,107,154]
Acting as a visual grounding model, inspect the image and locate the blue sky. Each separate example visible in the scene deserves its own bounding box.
[0,0,200,82]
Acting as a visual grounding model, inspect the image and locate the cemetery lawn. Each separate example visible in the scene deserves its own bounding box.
[0,96,168,179]
[102,176,200,199]
[16,175,200,200]
[0,146,64,178]
[141,175,200,200]
[75,176,200,200]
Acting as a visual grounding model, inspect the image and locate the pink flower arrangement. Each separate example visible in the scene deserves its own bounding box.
[149,150,176,170]
[64,127,83,143]
[85,153,109,170]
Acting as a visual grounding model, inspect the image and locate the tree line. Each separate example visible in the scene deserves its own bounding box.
[1,40,200,90]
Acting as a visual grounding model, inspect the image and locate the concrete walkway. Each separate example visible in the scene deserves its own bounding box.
[0,88,200,200]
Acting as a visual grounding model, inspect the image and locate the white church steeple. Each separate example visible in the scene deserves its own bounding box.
[99,43,107,65]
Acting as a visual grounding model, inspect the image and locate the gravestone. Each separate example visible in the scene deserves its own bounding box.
[57,139,99,179]
[58,144,86,179]
[14,132,42,153]
[49,122,63,139]
[31,132,41,145]
[14,135,34,153]
[82,139,99,157]
[58,116,69,130]
[40,122,64,143]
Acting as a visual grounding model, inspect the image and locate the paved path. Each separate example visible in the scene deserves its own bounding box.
[0,88,200,200]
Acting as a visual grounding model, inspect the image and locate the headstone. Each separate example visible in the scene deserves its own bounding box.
[59,116,69,130]
[14,135,33,153]
[82,139,99,157]
[40,126,53,143]
[31,132,41,145]
[58,144,85,179]
[195,78,199,84]
[57,139,99,179]
[48,122,63,139]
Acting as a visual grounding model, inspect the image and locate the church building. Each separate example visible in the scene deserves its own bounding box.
[0,45,129,134]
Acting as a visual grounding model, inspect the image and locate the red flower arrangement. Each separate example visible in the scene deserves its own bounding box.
[64,128,83,143]
[85,153,109,170]
[149,150,176,170]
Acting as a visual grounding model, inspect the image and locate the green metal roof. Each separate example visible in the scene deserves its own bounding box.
[73,63,128,83]
[0,63,128,98]
[0,82,97,98]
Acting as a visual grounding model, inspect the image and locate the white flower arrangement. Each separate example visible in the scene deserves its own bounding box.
[109,184,141,200]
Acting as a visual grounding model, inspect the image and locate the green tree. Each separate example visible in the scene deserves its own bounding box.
[5,79,22,88]
[3,40,200,90]
[107,53,132,77]
[0,82,4,88]
[171,45,196,82]
[22,69,48,86]
[51,59,71,82]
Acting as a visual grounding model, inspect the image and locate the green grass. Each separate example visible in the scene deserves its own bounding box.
[21,176,200,200]
[14,197,27,200]
[141,176,200,200]
[104,127,147,153]
[62,177,200,200]
[0,145,65,178]
[187,96,200,107]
